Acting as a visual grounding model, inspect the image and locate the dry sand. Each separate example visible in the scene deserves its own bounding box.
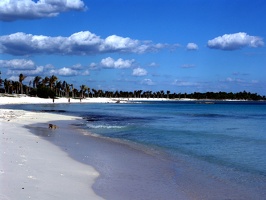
[0,108,104,200]
[0,95,118,104]
[0,95,179,105]
[0,96,192,200]
[0,95,172,200]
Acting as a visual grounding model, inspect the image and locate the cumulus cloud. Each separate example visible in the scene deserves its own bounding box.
[0,31,167,56]
[6,75,19,82]
[71,63,83,70]
[172,79,199,86]
[148,62,159,67]
[207,32,264,50]
[0,59,89,77]
[186,43,198,50]
[82,70,90,76]
[0,59,35,69]
[104,35,139,52]
[0,0,86,21]
[132,68,147,76]
[50,67,78,76]
[89,62,98,69]
[141,79,155,85]
[100,57,135,69]
[7,66,46,76]
[0,58,50,77]
[225,77,245,83]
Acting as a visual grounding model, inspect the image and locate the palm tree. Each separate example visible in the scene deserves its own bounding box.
[98,89,103,98]
[0,71,2,88]
[92,88,97,97]
[167,90,170,99]
[65,83,70,98]
[13,81,20,94]
[49,75,58,90]
[160,90,165,98]
[137,90,143,98]
[134,90,137,98]
[73,88,78,98]
[61,81,66,97]
[56,81,62,97]
[19,73,27,94]
[70,84,74,98]
[4,79,11,94]
[33,76,42,88]
[80,85,87,98]
[42,76,50,87]
[156,91,161,98]
[87,87,90,97]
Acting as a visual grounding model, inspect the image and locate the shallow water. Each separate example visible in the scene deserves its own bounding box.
[3,101,266,199]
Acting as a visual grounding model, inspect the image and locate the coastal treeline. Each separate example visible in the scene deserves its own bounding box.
[0,73,265,100]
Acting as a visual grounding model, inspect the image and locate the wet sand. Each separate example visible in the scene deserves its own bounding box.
[24,114,265,200]
[0,109,103,200]
[25,119,189,199]
[0,108,188,199]
[1,97,265,199]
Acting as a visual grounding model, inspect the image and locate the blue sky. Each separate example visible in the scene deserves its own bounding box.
[0,0,266,95]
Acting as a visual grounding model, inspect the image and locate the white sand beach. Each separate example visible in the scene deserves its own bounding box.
[0,108,103,200]
[0,94,182,105]
[0,95,117,104]
[1,96,263,199]
[0,95,173,200]
[0,96,189,200]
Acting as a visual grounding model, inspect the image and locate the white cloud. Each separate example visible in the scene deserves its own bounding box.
[103,35,139,52]
[0,0,86,21]
[132,68,147,76]
[89,62,98,69]
[226,77,234,82]
[7,66,45,76]
[0,31,167,55]
[186,43,198,50]
[0,59,91,78]
[141,79,155,85]
[82,70,90,76]
[100,57,135,69]
[148,62,158,67]
[50,67,78,76]
[6,74,31,83]
[172,79,199,86]
[207,32,264,50]
[0,59,35,69]
[6,75,19,82]
[1,59,53,76]
[71,64,83,70]
[225,77,244,83]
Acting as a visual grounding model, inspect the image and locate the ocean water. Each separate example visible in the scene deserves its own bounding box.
[77,101,266,176]
[3,101,266,198]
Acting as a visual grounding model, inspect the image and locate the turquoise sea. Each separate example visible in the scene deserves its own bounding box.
[3,100,266,199]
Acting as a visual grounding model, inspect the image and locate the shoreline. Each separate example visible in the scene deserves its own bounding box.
[0,109,103,200]
[0,95,264,106]
[0,103,190,199]
[0,109,190,199]
[1,97,265,199]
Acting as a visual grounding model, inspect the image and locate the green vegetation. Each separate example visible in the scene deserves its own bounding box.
[0,72,265,100]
